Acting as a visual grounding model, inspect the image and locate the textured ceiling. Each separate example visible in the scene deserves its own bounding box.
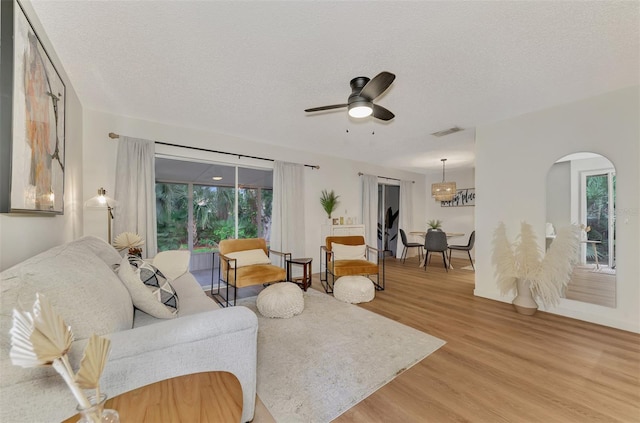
[30,1,639,173]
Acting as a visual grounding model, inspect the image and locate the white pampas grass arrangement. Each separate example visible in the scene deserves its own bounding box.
[9,294,112,411]
[492,222,580,309]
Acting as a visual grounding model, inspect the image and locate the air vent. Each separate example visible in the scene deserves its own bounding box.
[431,126,463,137]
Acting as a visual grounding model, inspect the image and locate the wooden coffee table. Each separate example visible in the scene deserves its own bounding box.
[62,371,242,423]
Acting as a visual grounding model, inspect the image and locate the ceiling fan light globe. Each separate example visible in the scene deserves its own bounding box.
[348,102,373,118]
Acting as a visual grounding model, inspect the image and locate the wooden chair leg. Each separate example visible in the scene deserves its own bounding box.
[468,251,475,270]
[442,252,448,272]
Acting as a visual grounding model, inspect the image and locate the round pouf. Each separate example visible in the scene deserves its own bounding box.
[333,276,375,304]
[256,282,304,318]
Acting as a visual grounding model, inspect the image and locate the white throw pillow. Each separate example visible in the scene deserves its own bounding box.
[152,250,191,280]
[118,255,179,318]
[331,243,366,261]
[225,248,271,268]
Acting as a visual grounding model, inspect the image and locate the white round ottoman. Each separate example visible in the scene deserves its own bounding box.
[256,282,304,318]
[333,276,375,304]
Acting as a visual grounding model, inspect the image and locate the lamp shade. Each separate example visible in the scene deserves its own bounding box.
[84,188,118,208]
[431,158,456,201]
[431,182,457,201]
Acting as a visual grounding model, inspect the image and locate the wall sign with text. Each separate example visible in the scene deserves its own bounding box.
[441,188,475,207]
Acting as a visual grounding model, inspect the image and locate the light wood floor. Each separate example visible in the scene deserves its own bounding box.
[565,265,616,308]
[224,258,640,423]
[341,257,639,422]
[249,256,639,423]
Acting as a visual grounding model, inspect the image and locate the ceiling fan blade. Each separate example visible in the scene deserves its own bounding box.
[372,104,395,121]
[359,71,396,101]
[305,104,348,112]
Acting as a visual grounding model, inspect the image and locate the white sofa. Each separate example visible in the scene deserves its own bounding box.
[0,236,257,423]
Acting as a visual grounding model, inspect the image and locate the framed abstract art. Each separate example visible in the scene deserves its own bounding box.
[1,0,65,214]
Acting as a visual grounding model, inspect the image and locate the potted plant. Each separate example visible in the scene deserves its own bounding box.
[492,221,580,315]
[427,219,443,231]
[320,190,340,220]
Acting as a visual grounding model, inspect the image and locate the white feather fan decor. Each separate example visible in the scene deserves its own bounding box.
[492,222,580,309]
[113,232,144,251]
[9,293,112,411]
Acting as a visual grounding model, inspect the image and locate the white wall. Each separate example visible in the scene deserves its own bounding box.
[82,109,427,273]
[0,1,83,271]
[424,167,476,259]
[475,87,640,333]
[546,161,571,232]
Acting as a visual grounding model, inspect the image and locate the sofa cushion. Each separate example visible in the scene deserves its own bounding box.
[118,255,179,318]
[151,250,191,280]
[0,242,133,351]
[133,272,219,328]
[67,236,123,268]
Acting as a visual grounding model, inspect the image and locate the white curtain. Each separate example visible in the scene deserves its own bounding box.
[361,174,378,248]
[113,137,157,258]
[396,180,414,259]
[271,161,305,259]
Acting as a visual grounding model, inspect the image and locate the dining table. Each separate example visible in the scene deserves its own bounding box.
[410,231,465,268]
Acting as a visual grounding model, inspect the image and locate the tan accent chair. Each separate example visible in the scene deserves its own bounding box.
[320,235,385,294]
[213,238,289,307]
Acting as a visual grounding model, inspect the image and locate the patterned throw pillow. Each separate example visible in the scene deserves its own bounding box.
[118,254,179,318]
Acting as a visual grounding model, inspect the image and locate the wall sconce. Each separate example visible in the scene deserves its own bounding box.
[84,187,118,243]
[431,159,456,201]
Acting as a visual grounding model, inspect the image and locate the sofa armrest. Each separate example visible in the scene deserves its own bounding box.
[103,306,258,423]
[0,307,258,423]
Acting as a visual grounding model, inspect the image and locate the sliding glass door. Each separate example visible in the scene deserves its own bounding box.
[155,158,273,287]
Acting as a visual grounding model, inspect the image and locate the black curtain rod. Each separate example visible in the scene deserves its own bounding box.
[109,132,320,169]
[358,172,415,183]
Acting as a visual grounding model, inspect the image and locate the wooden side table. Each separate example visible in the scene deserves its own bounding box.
[287,257,313,291]
[62,371,242,423]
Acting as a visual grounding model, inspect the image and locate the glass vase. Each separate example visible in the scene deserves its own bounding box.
[76,394,120,423]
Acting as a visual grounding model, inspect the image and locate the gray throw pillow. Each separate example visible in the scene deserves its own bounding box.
[118,255,179,318]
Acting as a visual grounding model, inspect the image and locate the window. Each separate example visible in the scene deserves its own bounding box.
[582,170,616,267]
[156,183,189,251]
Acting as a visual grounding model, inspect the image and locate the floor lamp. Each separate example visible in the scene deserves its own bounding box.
[84,188,118,244]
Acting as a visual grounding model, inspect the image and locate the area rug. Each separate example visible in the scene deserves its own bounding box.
[237,288,445,422]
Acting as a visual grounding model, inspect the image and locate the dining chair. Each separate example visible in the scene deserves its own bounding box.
[399,229,424,264]
[448,231,475,270]
[423,230,448,272]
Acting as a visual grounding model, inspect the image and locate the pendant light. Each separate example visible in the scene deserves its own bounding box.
[431,159,456,201]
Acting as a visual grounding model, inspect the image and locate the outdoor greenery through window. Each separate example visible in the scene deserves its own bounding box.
[155,158,273,254]
[585,172,615,266]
